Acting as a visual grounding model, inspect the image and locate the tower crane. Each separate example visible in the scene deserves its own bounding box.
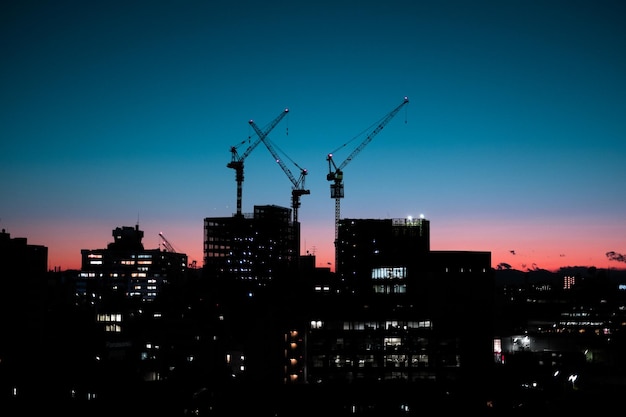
[249,119,310,223]
[158,232,177,253]
[326,96,409,271]
[227,108,289,217]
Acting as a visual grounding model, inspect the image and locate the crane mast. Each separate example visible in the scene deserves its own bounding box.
[227,108,289,217]
[326,96,409,272]
[249,119,310,223]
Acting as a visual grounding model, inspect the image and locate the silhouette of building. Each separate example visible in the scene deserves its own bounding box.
[60,225,190,400]
[8,215,626,414]
[77,224,188,305]
[0,228,48,276]
[302,217,494,391]
[201,211,494,397]
[335,216,430,294]
[0,229,48,405]
[203,205,302,386]
[203,204,298,293]
[493,267,626,373]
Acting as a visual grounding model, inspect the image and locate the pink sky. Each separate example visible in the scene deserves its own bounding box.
[14,214,625,274]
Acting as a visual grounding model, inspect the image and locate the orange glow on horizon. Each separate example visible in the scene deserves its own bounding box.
[18,216,625,274]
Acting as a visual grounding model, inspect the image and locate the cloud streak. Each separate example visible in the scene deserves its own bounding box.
[606,251,626,263]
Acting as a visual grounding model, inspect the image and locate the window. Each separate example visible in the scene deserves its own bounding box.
[310,320,323,329]
[384,337,402,347]
[371,267,407,280]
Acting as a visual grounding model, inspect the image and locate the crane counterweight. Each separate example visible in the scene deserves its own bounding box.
[227,109,289,217]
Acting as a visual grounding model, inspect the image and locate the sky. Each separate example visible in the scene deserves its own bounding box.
[1,0,625,273]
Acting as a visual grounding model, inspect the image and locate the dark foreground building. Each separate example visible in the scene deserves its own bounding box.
[302,218,494,398]
[4,216,624,415]
[198,213,496,413]
[0,229,48,407]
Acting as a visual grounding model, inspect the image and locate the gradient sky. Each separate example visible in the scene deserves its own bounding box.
[1,0,625,272]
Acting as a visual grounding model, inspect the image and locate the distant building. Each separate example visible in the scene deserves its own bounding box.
[493,267,626,372]
[77,224,188,305]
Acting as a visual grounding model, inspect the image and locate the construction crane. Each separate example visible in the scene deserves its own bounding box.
[227,108,289,217]
[326,96,409,271]
[158,232,177,253]
[248,119,310,223]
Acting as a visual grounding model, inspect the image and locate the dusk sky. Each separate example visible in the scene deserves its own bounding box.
[1,0,625,272]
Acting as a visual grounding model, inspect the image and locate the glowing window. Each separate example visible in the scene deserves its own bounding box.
[371,266,406,280]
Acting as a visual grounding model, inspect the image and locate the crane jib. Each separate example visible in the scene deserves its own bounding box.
[327,96,409,274]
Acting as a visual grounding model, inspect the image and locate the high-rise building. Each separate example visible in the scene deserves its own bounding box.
[200,210,494,399]
[203,205,302,385]
[336,216,430,295]
[305,216,494,391]
[203,204,298,293]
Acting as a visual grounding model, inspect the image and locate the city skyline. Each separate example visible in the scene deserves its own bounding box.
[2,0,625,272]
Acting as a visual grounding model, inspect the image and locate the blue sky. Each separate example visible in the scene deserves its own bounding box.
[1,0,625,271]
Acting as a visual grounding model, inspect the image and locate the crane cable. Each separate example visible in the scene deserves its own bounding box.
[267,138,305,172]
[329,108,403,156]
[243,111,290,148]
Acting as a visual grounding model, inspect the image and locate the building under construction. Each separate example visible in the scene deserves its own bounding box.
[201,207,494,396]
[203,204,299,295]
